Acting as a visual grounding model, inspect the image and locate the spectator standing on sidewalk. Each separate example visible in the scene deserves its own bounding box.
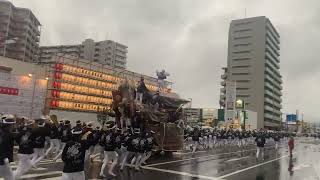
[288,136,294,157]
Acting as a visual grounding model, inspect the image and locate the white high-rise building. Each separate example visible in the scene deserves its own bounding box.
[220,16,282,130]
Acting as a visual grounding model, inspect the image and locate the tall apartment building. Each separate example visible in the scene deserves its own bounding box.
[220,16,282,129]
[0,0,41,62]
[40,39,128,69]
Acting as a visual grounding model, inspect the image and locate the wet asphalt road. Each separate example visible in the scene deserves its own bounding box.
[8,137,320,180]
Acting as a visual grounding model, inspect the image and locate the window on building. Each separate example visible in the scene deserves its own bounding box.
[234,43,251,47]
[233,29,252,33]
[237,88,249,90]
[234,21,253,26]
[233,58,251,61]
[232,65,251,68]
[232,73,250,75]
[233,36,252,40]
[237,80,250,83]
[0,66,12,73]
[237,95,250,98]
[233,50,251,54]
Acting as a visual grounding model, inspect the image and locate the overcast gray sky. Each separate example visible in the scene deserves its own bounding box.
[14,0,320,121]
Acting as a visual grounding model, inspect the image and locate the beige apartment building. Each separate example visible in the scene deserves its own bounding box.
[0,0,41,62]
[40,39,128,69]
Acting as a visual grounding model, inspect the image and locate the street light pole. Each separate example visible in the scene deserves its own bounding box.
[188,98,192,108]
[243,110,246,130]
[243,101,246,130]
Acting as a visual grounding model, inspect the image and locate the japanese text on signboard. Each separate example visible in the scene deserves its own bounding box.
[0,86,19,96]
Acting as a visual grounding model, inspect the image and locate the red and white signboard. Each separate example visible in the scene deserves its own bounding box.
[0,72,47,119]
[0,86,19,96]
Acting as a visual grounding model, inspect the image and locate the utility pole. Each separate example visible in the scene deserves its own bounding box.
[188,98,192,108]
[245,8,247,18]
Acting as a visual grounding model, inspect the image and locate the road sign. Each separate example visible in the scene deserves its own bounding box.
[286,114,297,125]
[218,109,224,121]
[287,114,297,122]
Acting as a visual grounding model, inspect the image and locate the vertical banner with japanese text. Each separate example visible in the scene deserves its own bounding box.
[224,81,236,122]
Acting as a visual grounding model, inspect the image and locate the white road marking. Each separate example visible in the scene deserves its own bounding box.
[147,145,286,167]
[217,153,296,179]
[41,177,61,180]
[14,161,62,169]
[142,166,221,180]
[226,156,250,162]
[31,167,48,171]
[293,163,311,171]
[18,171,62,179]
[311,163,320,179]
[174,150,207,155]
[11,159,62,166]
[10,166,47,171]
